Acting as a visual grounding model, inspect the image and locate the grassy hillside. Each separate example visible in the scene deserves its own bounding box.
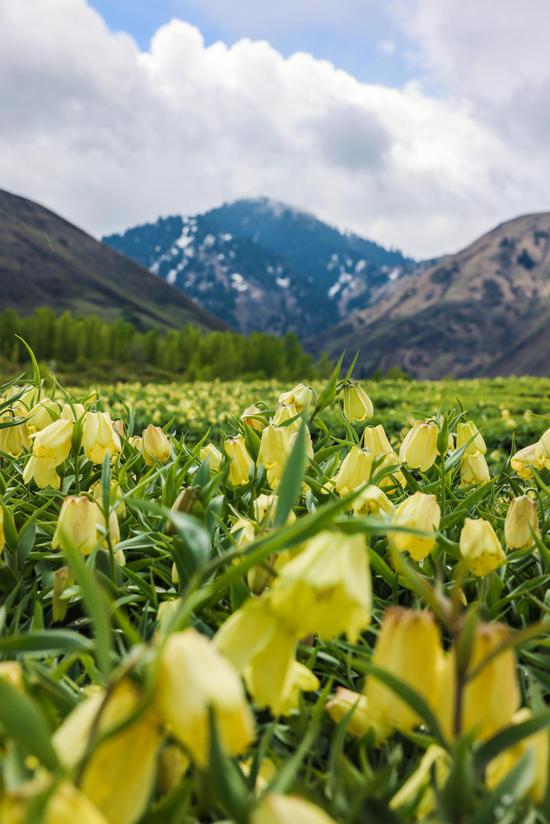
[0,188,225,331]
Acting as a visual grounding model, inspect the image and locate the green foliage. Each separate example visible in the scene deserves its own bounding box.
[0,307,329,382]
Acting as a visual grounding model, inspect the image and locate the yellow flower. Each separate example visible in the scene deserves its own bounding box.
[257,424,292,487]
[52,496,98,556]
[224,434,254,485]
[363,423,393,455]
[364,608,444,738]
[351,485,395,518]
[54,680,161,824]
[0,781,109,824]
[278,383,316,413]
[32,417,73,464]
[342,380,374,422]
[91,479,126,516]
[333,446,374,496]
[95,504,121,548]
[215,595,299,715]
[399,420,439,472]
[82,412,121,465]
[199,442,223,471]
[142,424,170,466]
[277,662,320,715]
[22,455,60,488]
[27,397,60,431]
[0,418,31,457]
[437,622,520,740]
[251,794,337,824]
[504,495,539,549]
[272,402,299,427]
[456,420,487,455]
[390,745,450,817]
[460,451,490,485]
[325,687,372,737]
[511,431,550,479]
[156,628,254,766]
[231,517,257,549]
[241,404,266,431]
[486,709,549,804]
[157,744,190,796]
[389,491,441,562]
[270,531,371,642]
[459,518,505,577]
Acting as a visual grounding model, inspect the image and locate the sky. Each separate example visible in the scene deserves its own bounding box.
[1,0,550,258]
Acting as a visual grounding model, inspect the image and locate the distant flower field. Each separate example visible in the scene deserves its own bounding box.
[0,362,549,822]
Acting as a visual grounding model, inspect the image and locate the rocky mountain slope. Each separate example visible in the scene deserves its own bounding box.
[0,189,224,331]
[103,197,413,338]
[316,213,550,378]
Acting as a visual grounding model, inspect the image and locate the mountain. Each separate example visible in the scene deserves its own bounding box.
[0,189,224,331]
[103,197,413,338]
[316,212,550,378]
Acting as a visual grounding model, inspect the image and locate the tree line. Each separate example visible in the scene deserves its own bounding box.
[0,308,333,381]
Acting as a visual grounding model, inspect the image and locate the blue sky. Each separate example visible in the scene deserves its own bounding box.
[88,0,414,86]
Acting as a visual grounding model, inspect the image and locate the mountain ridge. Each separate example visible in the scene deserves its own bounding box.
[0,188,224,331]
[103,197,414,338]
[315,210,550,378]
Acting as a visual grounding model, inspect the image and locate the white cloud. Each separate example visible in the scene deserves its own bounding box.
[0,0,549,257]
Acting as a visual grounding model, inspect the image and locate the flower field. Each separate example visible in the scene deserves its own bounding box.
[0,359,549,823]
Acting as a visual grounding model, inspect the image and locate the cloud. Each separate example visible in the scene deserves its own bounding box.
[0,0,549,258]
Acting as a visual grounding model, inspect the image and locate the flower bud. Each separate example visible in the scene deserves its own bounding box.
[333,446,374,496]
[215,595,299,715]
[230,517,257,549]
[459,518,505,577]
[272,402,299,427]
[199,442,223,471]
[278,383,316,413]
[54,680,161,824]
[129,435,143,452]
[437,622,520,740]
[351,485,394,518]
[505,495,539,549]
[52,496,98,556]
[460,451,490,485]
[0,419,31,457]
[142,424,170,466]
[27,397,60,431]
[399,420,439,472]
[325,687,371,737]
[342,380,373,422]
[156,628,254,765]
[364,608,444,737]
[241,404,266,431]
[253,493,296,527]
[52,566,72,622]
[257,425,293,487]
[224,434,254,486]
[363,423,392,455]
[157,744,189,797]
[270,531,371,642]
[91,479,126,517]
[0,661,24,690]
[32,417,73,464]
[456,421,486,455]
[486,709,549,804]
[82,412,121,465]
[389,491,441,562]
[252,794,337,824]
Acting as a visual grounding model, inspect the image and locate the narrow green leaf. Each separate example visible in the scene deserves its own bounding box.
[0,678,60,772]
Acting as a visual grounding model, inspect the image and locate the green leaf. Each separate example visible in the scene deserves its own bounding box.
[475,711,550,772]
[15,335,41,385]
[206,707,250,824]
[0,677,60,772]
[274,420,308,528]
[0,630,93,654]
[61,541,113,676]
[470,750,534,824]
